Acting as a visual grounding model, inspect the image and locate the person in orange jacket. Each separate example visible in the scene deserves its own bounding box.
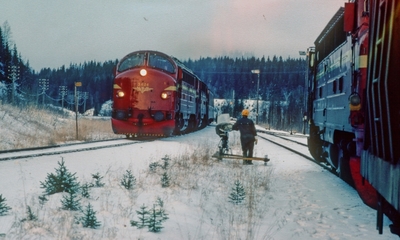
[232,109,257,165]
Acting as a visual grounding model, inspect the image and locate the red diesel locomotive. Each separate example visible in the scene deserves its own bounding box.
[307,0,399,235]
[111,50,214,138]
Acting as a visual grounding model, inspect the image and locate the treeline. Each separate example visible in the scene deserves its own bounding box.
[184,56,307,131]
[0,23,307,131]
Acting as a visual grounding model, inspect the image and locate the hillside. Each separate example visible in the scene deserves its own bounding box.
[0,104,117,151]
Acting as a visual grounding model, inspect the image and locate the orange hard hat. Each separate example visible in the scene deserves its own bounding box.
[242,109,250,116]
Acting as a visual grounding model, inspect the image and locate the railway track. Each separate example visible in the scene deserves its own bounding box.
[0,138,142,161]
[256,129,335,173]
[1,127,334,176]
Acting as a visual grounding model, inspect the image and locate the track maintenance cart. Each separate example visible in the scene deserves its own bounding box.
[212,114,270,165]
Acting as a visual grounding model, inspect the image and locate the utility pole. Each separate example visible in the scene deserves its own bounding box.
[39,78,49,105]
[74,82,82,140]
[251,69,260,124]
[8,65,20,105]
[59,86,67,109]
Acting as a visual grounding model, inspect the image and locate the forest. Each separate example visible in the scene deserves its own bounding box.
[0,23,307,132]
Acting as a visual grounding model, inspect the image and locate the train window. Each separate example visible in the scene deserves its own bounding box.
[339,77,344,92]
[148,54,175,73]
[333,80,337,94]
[319,87,322,98]
[118,53,145,72]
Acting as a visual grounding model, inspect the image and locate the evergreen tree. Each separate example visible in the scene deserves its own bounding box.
[149,162,160,172]
[0,194,11,216]
[24,206,37,221]
[131,204,150,229]
[161,172,170,188]
[77,203,100,229]
[81,183,90,198]
[147,204,168,233]
[91,172,104,187]
[38,195,48,206]
[121,170,136,190]
[40,158,80,195]
[228,180,246,205]
[161,155,170,170]
[61,191,81,211]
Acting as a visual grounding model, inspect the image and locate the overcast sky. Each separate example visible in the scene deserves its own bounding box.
[1,0,346,71]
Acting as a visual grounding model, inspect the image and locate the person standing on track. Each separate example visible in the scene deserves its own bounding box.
[232,109,258,165]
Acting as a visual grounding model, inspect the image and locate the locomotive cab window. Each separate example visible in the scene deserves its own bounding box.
[148,54,175,73]
[118,53,145,72]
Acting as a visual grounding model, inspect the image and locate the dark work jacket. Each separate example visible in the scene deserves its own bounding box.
[232,117,257,145]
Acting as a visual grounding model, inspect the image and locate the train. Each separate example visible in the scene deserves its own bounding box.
[306,0,399,235]
[111,50,215,138]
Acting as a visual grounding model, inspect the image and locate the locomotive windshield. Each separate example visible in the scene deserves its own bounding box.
[118,53,145,72]
[148,53,175,73]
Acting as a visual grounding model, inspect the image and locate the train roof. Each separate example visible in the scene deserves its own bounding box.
[315,7,345,45]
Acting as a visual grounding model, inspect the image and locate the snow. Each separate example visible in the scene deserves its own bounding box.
[0,125,396,239]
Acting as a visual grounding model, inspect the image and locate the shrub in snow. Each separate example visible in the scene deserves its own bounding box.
[130,204,150,229]
[98,100,112,116]
[22,206,37,222]
[161,155,170,170]
[147,204,169,233]
[40,158,80,195]
[228,180,246,205]
[91,172,105,187]
[160,172,170,188]
[77,203,100,229]
[61,191,81,211]
[38,195,48,206]
[149,162,160,172]
[0,194,11,216]
[121,170,136,190]
[80,183,90,198]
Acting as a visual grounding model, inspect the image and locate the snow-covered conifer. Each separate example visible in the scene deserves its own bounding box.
[131,204,150,228]
[40,158,80,195]
[61,191,81,211]
[121,170,136,190]
[147,204,168,232]
[228,180,246,205]
[161,155,170,170]
[77,203,100,229]
[0,194,11,216]
[91,172,104,187]
[161,172,170,188]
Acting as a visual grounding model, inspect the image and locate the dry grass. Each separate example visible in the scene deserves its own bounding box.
[0,103,118,151]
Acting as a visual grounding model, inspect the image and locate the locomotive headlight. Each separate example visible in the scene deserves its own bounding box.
[161,92,168,99]
[349,93,361,106]
[140,69,147,77]
[116,90,125,98]
[349,93,361,110]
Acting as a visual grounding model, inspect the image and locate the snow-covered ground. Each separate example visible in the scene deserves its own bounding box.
[0,125,396,239]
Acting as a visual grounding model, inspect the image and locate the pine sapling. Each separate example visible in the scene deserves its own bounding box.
[81,183,90,198]
[0,194,11,216]
[77,203,100,229]
[131,204,150,229]
[91,172,105,187]
[161,172,170,188]
[61,191,81,211]
[147,204,168,233]
[23,206,38,221]
[161,155,170,170]
[121,170,136,190]
[228,180,246,205]
[40,158,80,195]
[149,162,160,173]
[38,195,48,206]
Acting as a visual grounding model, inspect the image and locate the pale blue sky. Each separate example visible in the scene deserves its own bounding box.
[0,0,346,71]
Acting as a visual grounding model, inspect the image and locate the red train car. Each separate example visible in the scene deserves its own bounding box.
[111,50,214,138]
[307,0,399,235]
